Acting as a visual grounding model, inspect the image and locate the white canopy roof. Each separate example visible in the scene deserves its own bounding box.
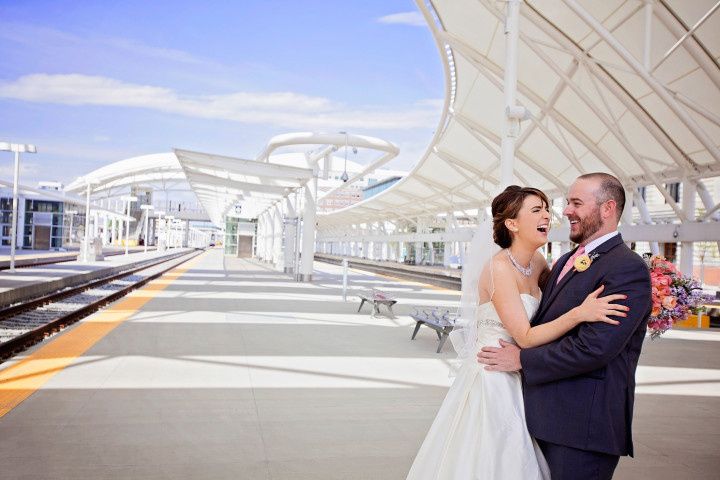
[174,149,315,225]
[65,153,187,195]
[319,0,720,227]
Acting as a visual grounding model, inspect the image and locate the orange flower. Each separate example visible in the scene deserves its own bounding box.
[651,305,661,317]
[662,296,677,309]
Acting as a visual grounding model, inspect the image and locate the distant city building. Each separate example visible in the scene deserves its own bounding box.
[37,181,64,191]
[0,187,65,249]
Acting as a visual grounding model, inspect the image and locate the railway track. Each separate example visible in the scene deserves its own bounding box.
[0,248,204,362]
[315,255,461,290]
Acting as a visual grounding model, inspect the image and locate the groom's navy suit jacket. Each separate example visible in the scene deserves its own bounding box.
[520,234,651,457]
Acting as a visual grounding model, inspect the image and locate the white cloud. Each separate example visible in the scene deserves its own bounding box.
[33,140,144,161]
[0,22,209,66]
[377,12,426,27]
[0,74,440,130]
[0,162,40,177]
[102,37,205,65]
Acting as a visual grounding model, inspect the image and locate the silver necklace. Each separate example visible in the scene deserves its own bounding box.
[506,249,533,277]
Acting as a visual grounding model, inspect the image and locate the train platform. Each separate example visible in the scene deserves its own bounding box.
[315,253,461,290]
[0,247,193,308]
[0,245,158,270]
[0,248,717,479]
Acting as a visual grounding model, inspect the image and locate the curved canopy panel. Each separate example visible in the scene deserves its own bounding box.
[65,153,185,194]
[319,0,720,228]
[174,149,315,225]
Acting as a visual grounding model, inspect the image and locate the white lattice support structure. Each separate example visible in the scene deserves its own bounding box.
[283,196,297,273]
[695,179,720,254]
[680,180,697,276]
[264,212,273,263]
[443,211,454,267]
[631,191,659,255]
[256,213,263,260]
[272,203,283,270]
[299,177,317,282]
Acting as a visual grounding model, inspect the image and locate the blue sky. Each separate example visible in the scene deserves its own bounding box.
[0,1,444,186]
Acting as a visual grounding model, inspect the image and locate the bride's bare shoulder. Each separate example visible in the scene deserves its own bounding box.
[485,250,512,271]
[478,252,512,284]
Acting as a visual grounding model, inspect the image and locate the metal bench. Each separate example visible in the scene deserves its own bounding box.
[410,307,458,353]
[357,288,397,318]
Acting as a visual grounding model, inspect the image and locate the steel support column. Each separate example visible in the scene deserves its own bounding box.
[500,0,522,187]
[680,180,696,276]
[299,177,317,282]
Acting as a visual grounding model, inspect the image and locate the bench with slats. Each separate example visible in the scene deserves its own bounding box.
[357,289,397,318]
[410,307,458,353]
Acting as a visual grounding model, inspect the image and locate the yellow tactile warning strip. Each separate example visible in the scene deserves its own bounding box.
[0,251,206,418]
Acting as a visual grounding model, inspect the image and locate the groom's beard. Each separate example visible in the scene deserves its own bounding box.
[569,206,603,244]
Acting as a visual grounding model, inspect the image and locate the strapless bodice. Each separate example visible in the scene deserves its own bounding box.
[475,294,540,347]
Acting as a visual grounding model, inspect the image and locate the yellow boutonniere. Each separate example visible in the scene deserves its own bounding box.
[574,252,600,272]
[574,255,592,272]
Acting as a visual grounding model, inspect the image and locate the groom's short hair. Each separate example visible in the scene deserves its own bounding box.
[578,172,625,221]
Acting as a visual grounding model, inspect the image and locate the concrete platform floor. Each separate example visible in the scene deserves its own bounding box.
[0,248,717,479]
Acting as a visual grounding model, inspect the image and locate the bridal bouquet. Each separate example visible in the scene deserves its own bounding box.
[645,254,709,339]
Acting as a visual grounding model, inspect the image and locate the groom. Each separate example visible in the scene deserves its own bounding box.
[478,173,652,480]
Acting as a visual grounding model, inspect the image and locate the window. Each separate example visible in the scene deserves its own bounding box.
[664,183,680,203]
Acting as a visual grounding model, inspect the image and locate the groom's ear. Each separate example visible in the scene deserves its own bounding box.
[601,199,617,221]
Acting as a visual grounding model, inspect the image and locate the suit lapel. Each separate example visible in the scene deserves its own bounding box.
[543,250,573,299]
[536,248,578,321]
[535,234,626,324]
[534,249,575,324]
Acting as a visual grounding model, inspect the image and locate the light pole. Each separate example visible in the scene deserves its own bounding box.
[121,195,137,255]
[155,210,166,251]
[0,142,37,272]
[140,204,154,253]
[81,178,100,262]
[166,215,175,249]
[66,210,78,246]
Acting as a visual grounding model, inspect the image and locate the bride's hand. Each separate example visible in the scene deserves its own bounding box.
[572,285,629,325]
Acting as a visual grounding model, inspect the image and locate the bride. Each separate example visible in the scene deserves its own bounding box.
[406,186,628,479]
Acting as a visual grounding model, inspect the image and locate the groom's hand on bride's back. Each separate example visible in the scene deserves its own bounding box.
[477,339,521,371]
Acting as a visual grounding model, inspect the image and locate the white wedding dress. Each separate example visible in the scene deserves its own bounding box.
[406,294,550,480]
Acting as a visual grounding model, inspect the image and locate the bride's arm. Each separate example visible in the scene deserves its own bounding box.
[490,259,628,349]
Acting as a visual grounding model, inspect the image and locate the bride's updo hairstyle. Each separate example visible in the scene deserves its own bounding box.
[491,185,550,248]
